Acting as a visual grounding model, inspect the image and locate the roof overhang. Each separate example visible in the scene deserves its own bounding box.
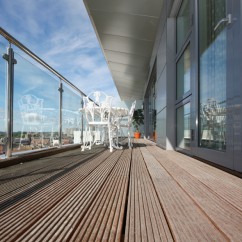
[83,0,164,100]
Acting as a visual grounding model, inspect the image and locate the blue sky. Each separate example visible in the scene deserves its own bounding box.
[0,0,120,100]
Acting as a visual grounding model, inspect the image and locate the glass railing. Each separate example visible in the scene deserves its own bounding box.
[13,52,60,152]
[62,83,82,145]
[0,41,7,156]
[0,27,86,158]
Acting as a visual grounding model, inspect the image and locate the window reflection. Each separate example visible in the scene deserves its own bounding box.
[148,76,156,141]
[176,0,190,51]
[177,102,190,149]
[177,44,191,100]
[200,99,226,150]
[199,0,226,151]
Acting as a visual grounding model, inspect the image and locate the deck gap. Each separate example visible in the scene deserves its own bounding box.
[120,147,133,242]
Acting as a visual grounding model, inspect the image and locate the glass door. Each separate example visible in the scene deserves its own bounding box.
[197,0,235,169]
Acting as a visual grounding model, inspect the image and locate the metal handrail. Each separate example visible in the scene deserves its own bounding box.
[0,27,86,97]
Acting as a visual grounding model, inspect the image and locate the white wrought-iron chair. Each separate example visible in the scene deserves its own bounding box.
[82,91,114,152]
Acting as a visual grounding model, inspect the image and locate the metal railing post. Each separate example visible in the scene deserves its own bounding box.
[58,81,63,147]
[2,45,17,158]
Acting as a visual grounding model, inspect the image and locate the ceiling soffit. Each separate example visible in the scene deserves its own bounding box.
[84,0,164,100]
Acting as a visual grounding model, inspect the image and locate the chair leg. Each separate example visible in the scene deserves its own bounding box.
[82,126,89,151]
[108,125,113,152]
[18,125,24,150]
[128,127,132,149]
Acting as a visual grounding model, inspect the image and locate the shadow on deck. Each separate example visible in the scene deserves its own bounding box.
[0,139,242,241]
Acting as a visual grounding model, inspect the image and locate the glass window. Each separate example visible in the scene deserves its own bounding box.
[146,63,157,141]
[177,102,191,149]
[176,44,191,100]
[176,0,190,51]
[199,0,226,151]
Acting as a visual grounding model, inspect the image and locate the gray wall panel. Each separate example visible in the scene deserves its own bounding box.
[157,29,167,81]
[156,108,166,148]
[156,67,167,113]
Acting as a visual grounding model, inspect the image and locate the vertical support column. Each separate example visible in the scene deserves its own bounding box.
[3,45,17,158]
[58,81,63,147]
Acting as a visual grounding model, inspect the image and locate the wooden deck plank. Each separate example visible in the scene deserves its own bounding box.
[1,140,242,241]
[69,161,122,241]
[104,149,131,242]
[96,149,130,241]
[16,150,123,242]
[125,144,173,242]
[0,147,105,203]
[71,149,129,242]
[152,147,242,212]
[147,145,242,241]
[140,146,229,242]
[0,149,116,241]
[138,150,173,242]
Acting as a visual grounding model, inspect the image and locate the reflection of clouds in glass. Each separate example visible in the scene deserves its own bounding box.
[0,0,118,100]
[200,30,226,105]
[14,52,60,108]
[12,52,61,132]
[0,108,5,132]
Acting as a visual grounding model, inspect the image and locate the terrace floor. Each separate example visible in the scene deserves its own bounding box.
[0,139,242,242]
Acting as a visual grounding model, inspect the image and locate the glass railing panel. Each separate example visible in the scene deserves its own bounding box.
[62,83,82,145]
[13,51,60,153]
[0,42,7,156]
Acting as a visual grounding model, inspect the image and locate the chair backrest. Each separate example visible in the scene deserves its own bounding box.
[83,91,113,124]
[86,91,109,106]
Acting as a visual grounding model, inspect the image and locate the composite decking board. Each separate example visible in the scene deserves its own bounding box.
[125,144,173,242]
[151,147,242,212]
[140,146,228,242]
[0,149,114,241]
[0,147,106,204]
[147,145,242,241]
[15,150,123,242]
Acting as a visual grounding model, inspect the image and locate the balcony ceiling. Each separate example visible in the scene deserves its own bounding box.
[83,0,164,100]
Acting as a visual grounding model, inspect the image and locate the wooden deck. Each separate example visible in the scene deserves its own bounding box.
[0,140,242,241]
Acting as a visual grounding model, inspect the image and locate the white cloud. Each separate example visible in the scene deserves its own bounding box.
[0,0,119,100]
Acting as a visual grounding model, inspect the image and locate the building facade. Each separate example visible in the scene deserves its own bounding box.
[144,0,242,172]
[84,0,242,172]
